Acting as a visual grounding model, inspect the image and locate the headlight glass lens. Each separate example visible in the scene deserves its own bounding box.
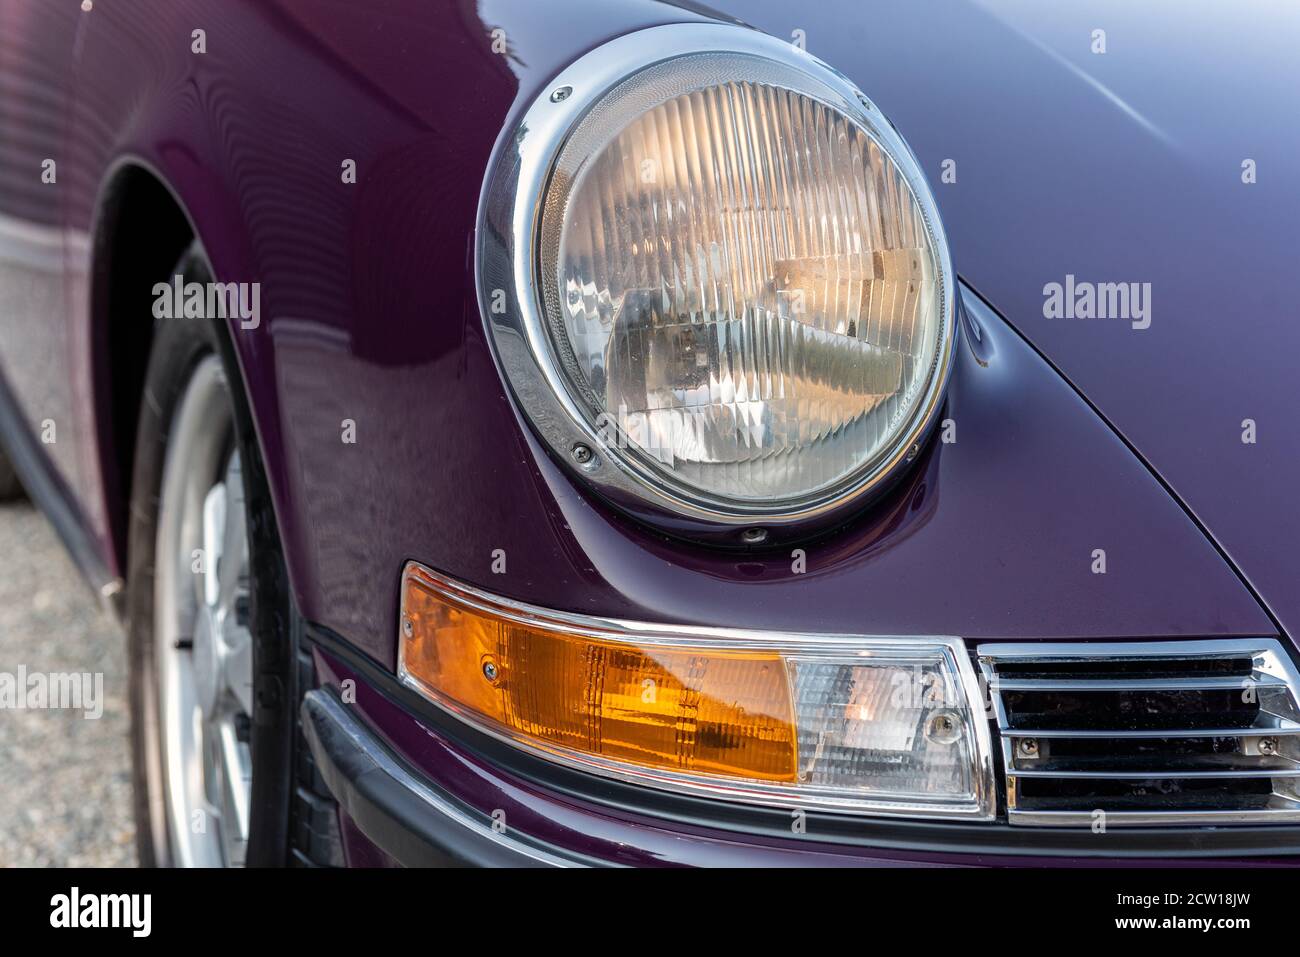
[541,54,946,508]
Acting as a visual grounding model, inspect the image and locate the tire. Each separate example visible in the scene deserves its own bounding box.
[0,448,23,500]
[126,245,298,867]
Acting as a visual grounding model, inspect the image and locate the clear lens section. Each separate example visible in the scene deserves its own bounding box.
[790,656,978,800]
[543,55,945,506]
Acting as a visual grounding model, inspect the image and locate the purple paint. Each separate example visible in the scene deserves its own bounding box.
[3,0,1297,866]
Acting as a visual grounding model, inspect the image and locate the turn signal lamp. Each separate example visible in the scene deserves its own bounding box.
[398,564,994,819]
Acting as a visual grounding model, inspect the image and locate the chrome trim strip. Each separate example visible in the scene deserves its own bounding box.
[992,676,1285,692]
[1008,807,1300,826]
[1008,768,1300,779]
[978,639,1282,660]
[1003,721,1300,738]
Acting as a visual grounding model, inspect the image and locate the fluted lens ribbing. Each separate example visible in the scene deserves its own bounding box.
[548,69,942,505]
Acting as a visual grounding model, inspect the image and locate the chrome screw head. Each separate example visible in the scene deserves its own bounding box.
[1259,736,1280,756]
[402,617,413,638]
[1017,738,1039,758]
[926,710,961,745]
[550,86,572,103]
[482,660,499,682]
[571,443,595,467]
[740,527,769,545]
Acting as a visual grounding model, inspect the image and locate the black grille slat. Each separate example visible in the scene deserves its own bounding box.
[1017,777,1275,812]
[1021,741,1295,774]
[993,657,1253,680]
[1002,688,1259,731]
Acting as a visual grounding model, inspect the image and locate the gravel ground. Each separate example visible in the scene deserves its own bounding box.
[0,499,135,867]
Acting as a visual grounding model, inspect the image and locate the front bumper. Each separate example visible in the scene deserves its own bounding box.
[303,689,590,867]
[304,634,1300,867]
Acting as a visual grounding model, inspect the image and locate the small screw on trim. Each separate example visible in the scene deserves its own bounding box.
[402,618,413,638]
[1259,736,1280,756]
[1017,737,1039,758]
[740,527,768,545]
[571,443,594,466]
[550,86,572,103]
[482,659,500,682]
[905,443,921,463]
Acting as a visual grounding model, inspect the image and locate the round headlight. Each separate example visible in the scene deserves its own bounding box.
[479,24,954,538]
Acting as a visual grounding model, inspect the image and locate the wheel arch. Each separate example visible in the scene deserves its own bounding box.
[88,158,193,576]
[87,157,288,600]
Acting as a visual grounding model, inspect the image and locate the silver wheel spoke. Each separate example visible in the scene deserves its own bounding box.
[217,719,251,867]
[216,453,247,618]
[223,625,255,716]
[201,481,226,609]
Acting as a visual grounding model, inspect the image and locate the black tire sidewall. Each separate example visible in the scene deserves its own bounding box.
[126,247,294,867]
[0,449,23,500]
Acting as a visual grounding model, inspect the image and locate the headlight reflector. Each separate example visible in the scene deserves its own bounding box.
[399,564,994,819]
[541,54,946,507]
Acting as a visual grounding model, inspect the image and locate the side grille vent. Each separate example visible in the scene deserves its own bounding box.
[978,640,1300,826]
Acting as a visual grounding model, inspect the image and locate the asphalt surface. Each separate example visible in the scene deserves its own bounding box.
[0,499,135,866]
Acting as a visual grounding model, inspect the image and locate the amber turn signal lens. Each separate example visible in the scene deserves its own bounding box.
[399,565,797,782]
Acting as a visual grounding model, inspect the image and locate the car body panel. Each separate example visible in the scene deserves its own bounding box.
[0,1,102,548]
[3,1,1298,868]
[714,0,1300,640]
[0,0,1281,676]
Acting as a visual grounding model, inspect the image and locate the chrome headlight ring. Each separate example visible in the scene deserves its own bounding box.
[477,23,955,543]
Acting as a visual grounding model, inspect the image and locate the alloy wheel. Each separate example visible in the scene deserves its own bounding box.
[152,355,254,866]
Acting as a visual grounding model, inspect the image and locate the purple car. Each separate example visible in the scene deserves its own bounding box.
[1,0,1298,868]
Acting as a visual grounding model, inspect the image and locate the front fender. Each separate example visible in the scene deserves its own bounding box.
[71,0,1271,667]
